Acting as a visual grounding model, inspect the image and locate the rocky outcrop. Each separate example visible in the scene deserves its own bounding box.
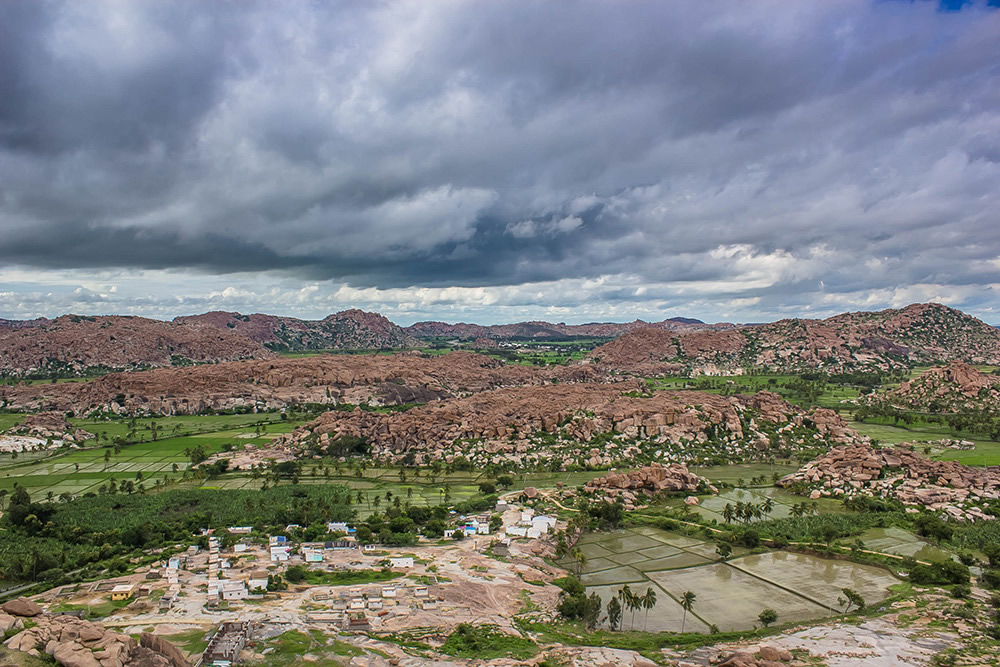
[778,443,1000,521]
[7,411,94,444]
[282,385,858,469]
[589,303,1000,374]
[866,361,1000,413]
[0,351,604,416]
[2,612,188,666]
[175,309,418,351]
[0,315,273,377]
[584,463,710,499]
[2,597,43,617]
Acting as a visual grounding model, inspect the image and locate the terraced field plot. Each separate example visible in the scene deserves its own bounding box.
[561,527,898,632]
[857,527,953,562]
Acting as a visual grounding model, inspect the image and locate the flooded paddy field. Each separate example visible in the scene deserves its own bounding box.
[559,527,900,632]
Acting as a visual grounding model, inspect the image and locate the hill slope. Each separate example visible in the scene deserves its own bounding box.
[0,315,273,377]
[589,303,1000,374]
[867,362,1000,413]
[175,309,418,351]
[404,317,721,340]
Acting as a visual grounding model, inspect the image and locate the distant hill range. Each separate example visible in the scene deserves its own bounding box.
[0,314,274,377]
[588,303,1000,374]
[1,302,997,378]
[403,317,719,340]
[174,309,418,352]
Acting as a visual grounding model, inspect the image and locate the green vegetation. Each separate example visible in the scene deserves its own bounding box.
[440,623,537,660]
[0,485,353,585]
[287,566,403,587]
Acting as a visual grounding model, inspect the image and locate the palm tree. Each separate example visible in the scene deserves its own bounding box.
[762,498,775,517]
[679,591,696,633]
[722,503,734,524]
[618,584,634,630]
[642,587,657,631]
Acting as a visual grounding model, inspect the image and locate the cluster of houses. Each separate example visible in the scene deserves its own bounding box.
[502,507,556,539]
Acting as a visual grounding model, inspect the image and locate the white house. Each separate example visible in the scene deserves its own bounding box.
[305,550,324,563]
[326,522,349,533]
[220,581,248,601]
[519,508,534,524]
[389,557,413,569]
[270,547,290,562]
[247,571,268,592]
[234,543,249,554]
[229,526,252,535]
[477,524,491,535]
[381,586,397,598]
[506,525,527,538]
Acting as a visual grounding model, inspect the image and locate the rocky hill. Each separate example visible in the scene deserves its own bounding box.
[0,315,274,377]
[175,309,418,351]
[281,386,856,470]
[865,362,1000,413]
[588,303,1000,374]
[404,317,721,340]
[0,351,602,416]
[778,443,999,521]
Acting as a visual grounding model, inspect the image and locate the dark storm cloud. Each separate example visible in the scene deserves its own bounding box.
[1,0,1000,318]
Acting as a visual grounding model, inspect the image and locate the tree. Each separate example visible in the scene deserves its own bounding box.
[607,595,622,631]
[722,503,734,524]
[758,608,778,627]
[641,587,657,631]
[680,591,696,633]
[840,587,866,612]
[715,542,732,560]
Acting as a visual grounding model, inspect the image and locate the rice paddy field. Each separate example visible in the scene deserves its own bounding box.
[559,527,900,633]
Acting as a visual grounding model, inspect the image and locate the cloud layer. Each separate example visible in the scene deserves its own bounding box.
[1,0,999,323]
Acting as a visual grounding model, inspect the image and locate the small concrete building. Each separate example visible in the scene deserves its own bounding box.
[388,557,413,569]
[110,584,135,601]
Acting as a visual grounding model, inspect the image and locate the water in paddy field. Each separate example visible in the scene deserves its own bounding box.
[562,527,900,633]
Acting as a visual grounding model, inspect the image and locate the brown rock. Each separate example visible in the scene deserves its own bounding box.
[1,597,42,617]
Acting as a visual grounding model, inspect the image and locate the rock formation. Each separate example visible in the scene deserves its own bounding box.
[584,463,711,502]
[1,601,189,666]
[281,385,858,469]
[778,443,1000,521]
[588,303,1000,374]
[7,411,94,444]
[0,351,604,416]
[175,309,418,351]
[0,315,273,377]
[865,361,1000,413]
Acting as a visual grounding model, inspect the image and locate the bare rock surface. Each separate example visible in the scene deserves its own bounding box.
[2,611,189,667]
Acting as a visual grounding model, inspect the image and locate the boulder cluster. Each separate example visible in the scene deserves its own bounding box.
[8,411,94,444]
[1,598,187,667]
[585,463,710,496]
[0,350,601,416]
[778,444,1000,521]
[283,385,856,470]
[713,645,795,667]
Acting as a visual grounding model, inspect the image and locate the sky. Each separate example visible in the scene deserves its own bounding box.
[1,1,999,326]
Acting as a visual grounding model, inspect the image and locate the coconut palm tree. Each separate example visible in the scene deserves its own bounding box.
[680,591,696,633]
[722,503,734,524]
[642,587,657,631]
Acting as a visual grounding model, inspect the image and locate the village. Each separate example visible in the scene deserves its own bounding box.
[17,499,565,665]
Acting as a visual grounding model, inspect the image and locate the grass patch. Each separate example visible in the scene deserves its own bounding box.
[302,569,403,586]
[440,624,537,660]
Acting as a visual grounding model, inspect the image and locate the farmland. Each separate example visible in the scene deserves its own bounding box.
[557,526,899,633]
